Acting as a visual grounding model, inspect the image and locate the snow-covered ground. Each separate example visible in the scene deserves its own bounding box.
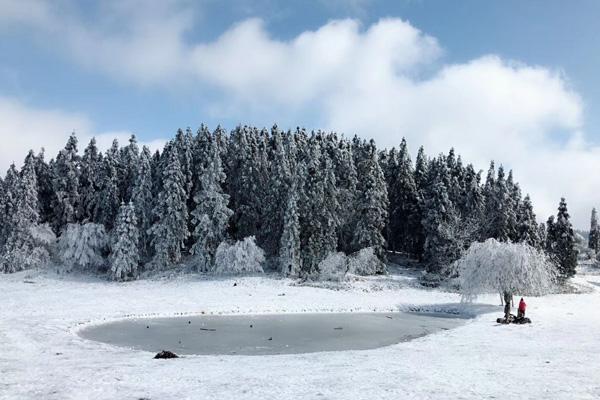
[2,266,600,400]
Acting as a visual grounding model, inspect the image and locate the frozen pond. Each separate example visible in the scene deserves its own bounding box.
[79,312,465,355]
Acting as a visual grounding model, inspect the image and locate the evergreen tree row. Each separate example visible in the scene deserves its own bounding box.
[0,126,577,281]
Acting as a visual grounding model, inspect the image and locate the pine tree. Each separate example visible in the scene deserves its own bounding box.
[260,125,292,256]
[120,135,139,203]
[279,178,301,276]
[131,146,154,259]
[1,154,45,272]
[34,149,55,225]
[352,139,388,260]
[227,126,262,240]
[331,137,358,254]
[79,138,103,222]
[109,202,140,281]
[52,133,80,230]
[550,198,578,279]
[588,208,599,252]
[517,194,541,248]
[96,149,120,230]
[483,165,513,242]
[149,146,189,268]
[0,165,19,248]
[387,138,419,255]
[190,135,233,271]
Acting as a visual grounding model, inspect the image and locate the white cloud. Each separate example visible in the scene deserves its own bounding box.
[1,0,598,227]
[0,97,164,172]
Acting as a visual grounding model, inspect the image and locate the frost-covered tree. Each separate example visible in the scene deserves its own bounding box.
[588,208,599,252]
[79,138,102,222]
[120,135,139,203]
[109,202,139,281]
[33,149,56,225]
[57,223,108,272]
[131,146,153,258]
[149,146,189,269]
[456,239,556,302]
[1,154,48,272]
[550,198,578,279]
[213,236,265,274]
[96,149,120,230]
[421,156,465,272]
[517,194,541,249]
[387,138,419,254]
[261,125,292,256]
[279,179,301,276]
[52,133,80,230]
[352,139,388,260]
[190,135,232,271]
[227,126,263,240]
[0,164,19,248]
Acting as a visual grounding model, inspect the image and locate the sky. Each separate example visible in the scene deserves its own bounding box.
[1,0,599,228]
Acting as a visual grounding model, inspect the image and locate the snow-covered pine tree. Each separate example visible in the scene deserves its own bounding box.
[331,136,358,254]
[506,170,521,242]
[517,194,541,248]
[34,149,55,225]
[1,153,47,272]
[120,134,139,203]
[96,148,121,231]
[227,126,259,240]
[109,202,140,281]
[545,215,557,254]
[79,138,102,222]
[551,198,578,279]
[260,125,292,256]
[387,138,419,255]
[190,133,233,271]
[131,146,154,259]
[352,139,388,261]
[279,177,301,276]
[0,164,19,248]
[174,128,194,203]
[149,146,189,269]
[298,134,340,275]
[483,165,513,242]
[52,133,80,230]
[588,208,599,252]
[421,174,458,272]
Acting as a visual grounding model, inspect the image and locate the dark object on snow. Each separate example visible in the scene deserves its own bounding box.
[233,282,237,287]
[200,328,216,331]
[154,350,179,359]
[497,314,531,324]
[334,327,343,330]
[188,321,191,324]
[146,325,149,329]
[250,324,253,328]
[268,337,273,341]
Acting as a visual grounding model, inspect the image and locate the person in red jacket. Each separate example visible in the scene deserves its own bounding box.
[517,298,527,318]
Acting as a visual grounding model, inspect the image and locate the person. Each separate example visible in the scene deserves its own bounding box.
[518,297,527,318]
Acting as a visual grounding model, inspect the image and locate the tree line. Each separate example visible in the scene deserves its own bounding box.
[0,125,578,281]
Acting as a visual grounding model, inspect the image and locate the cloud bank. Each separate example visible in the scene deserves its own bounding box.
[0,0,598,227]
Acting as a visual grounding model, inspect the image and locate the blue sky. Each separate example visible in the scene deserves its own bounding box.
[0,0,599,227]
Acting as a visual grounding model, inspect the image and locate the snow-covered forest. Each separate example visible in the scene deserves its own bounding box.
[0,126,578,281]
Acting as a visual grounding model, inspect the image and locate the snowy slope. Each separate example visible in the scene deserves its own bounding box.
[1,269,600,400]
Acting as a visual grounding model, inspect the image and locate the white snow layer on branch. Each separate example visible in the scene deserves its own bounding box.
[455,238,556,302]
[56,223,108,272]
[213,236,265,274]
[319,247,383,281]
